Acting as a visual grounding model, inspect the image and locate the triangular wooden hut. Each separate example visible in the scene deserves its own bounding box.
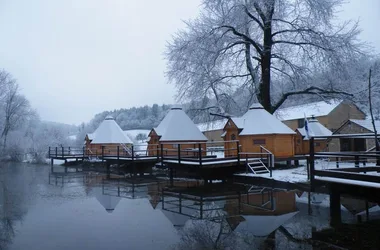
[147,106,208,157]
[295,117,332,154]
[223,103,296,158]
[85,115,133,156]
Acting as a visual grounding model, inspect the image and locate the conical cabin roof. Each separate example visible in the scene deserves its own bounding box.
[154,107,207,142]
[91,116,133,144]
[231,103,296,135]
[297,118,332,139]
[94,187,121,213]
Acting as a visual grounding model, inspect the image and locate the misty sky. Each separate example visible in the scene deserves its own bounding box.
[0,0,378,125]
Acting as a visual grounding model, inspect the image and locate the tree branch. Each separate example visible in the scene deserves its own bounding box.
[272,86,353,112]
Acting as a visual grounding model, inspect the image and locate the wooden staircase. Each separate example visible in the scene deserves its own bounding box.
[246,159,270,175]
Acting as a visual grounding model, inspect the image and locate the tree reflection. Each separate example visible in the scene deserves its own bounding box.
[0,164,30,250]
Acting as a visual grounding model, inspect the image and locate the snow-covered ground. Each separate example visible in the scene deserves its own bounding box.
[235,159,378,184]
[124,129,150,155]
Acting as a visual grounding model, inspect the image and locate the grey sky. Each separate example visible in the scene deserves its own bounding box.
[0,0,378,125]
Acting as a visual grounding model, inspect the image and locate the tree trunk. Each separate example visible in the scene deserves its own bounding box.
[257,3,274,113]
[368,69,380,165]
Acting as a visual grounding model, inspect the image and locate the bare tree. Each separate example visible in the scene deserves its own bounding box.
[166,0,366,114]
[1,79,32,149]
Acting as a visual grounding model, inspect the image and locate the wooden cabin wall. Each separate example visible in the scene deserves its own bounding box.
[160,142,207,157]
[86,143,133,156]
[223,121,240,157]
[238,134,295,158]
[148,140,207,157]
[147,133,160,156]
[295,133,303,155]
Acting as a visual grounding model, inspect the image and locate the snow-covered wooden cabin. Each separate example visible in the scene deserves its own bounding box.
[147,107,208,157]
[223,103,296,158]
[85,116,133,156]
[295,117,332,155]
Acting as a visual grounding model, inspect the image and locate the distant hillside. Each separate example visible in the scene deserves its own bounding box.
[86,104,172,132]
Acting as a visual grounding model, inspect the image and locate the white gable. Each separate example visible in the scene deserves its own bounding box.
[91,116,133,144]
[235,103,296,135]
[297,118,332,139]
[154,107,208,141]
[275,100,342,121]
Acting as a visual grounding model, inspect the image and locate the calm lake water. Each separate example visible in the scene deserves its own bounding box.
[1,162,379,250]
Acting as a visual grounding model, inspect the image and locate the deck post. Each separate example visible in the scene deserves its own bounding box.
[169,168,174,187]
[306,157,310,180]
[131,146,134,161]
[117,146,120,160]
[269,154,272,178]
[198,143,202,167]
[355,155,359,168]
[309,137,315,186]
[48,147,51,158]
[102,146,104,163]
[156,145,159,159]
[336,157,339,168]
[179,192,182,213]
[62,147,64,157]
[329,186,341,226]
[50,158,54,166]
[178,144,181,165]
[55,147,58,157]
[160,144,164,168]
[200,196,203,219]
[236,141,240,166]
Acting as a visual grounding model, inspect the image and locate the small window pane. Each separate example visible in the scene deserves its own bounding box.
[253,139,266,145]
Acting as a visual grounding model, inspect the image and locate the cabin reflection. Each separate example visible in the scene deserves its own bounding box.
[48,167,102,187]
[159,183,299,237]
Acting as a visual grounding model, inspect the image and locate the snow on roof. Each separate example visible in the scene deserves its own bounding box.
[91,116,133,144]
[232,103,295,135]
[154,107,208,142]
[87,133,95,140]
[274,99,343,121]
[94,187,121,213]
[297,118,332,139]
[236,211,299,237]
[197,119,227,132]
[349,119,380,132]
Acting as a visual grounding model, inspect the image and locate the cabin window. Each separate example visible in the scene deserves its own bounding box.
[315,142,321,147]
[231,134,236,140]
[172,144,179,149]
[297,119,304,128]
[253,139,266,145]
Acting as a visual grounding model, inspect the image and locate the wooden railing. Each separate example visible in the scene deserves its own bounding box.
[238,145,274,177]
[309,134,380,186]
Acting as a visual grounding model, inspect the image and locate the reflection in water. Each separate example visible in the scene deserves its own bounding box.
[1,163,380,249]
